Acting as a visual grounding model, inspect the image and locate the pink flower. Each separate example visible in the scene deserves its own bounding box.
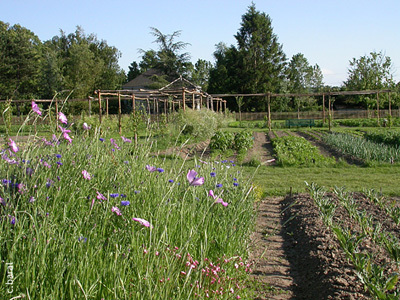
[146,165,156,172]
[209,190,228,207]
[132,217,153,228]
[58,112,68,124]
[82,170,91,180]
[96,191,107,201]
[121,136,132,143]
[111,206,122,216]
[63,132,73,144]
[187,170,204,186]
[58,125,71,134]
[83,122,91,130]
[8,138,19,153]
[31,100,42,116]
[110,138,120,150]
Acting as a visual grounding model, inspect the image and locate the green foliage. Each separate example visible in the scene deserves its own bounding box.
[171,108,222,140]
[210,131,235,151]
[208,3,287,112]
[363,129,400,148]
[322,132,400,163]
[0,131,256,299]
[0,21,42,99]
[334,118,400,127]
[271,135,336,167]
[234,130,254,152]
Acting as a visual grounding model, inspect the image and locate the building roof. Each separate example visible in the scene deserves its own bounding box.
[122,68,164,90]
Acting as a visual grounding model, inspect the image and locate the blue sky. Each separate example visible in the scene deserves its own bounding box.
[1,0,399,86]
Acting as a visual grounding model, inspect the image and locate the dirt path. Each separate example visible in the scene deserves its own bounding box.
[245,131,276,165]
[249,197,294,299]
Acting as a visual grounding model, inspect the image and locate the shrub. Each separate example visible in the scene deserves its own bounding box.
[171,109,222,140]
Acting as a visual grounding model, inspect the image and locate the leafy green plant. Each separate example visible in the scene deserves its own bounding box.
[234,130,254,153]
[271,135,336,167]
[210,130,235,151]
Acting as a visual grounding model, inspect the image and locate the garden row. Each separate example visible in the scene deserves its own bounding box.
[307,183,400,299]
[270,129,400,166]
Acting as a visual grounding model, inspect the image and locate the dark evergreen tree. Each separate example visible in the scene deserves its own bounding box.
[127,61,141,81]
[208,3,287,111]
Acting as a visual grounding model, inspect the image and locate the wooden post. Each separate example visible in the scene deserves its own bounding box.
[98,90,102,125]
[156,98,159,124]
[106,97,109,116]
[132,94,135,117]
[153,98,156,119]
[322,94,326,123]
[328,95,331,131]
[200,95,203,109]
[118,92,122,134]
[224,100,227,115]
[376,92,380,124]
[182,88,186,111]
[192,93,195,109]
[210,97,214,111]
[267,94,272,132]
[146,97,150,115]
[206,96,209,109]
[389,92,392,117]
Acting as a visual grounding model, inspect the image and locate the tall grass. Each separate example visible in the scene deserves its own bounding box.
[0,129,256,299]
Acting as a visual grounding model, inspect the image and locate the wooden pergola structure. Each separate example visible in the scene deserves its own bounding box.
[95,76,226,134]
[211,89,393,131]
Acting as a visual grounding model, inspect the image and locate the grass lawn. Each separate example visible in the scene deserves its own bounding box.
[243,165,400,196]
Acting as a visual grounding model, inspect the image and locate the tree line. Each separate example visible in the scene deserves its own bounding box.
[1,3,399,114]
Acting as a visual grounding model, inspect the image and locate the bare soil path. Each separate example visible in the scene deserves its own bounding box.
[249,197,294,299]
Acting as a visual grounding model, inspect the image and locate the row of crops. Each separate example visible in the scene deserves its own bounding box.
[270,129,400,166]
[307,183,400,299]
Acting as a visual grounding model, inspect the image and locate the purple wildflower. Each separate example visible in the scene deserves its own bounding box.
[31,100,42,116]
[187,170,204,186]
[121,200,130,206]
